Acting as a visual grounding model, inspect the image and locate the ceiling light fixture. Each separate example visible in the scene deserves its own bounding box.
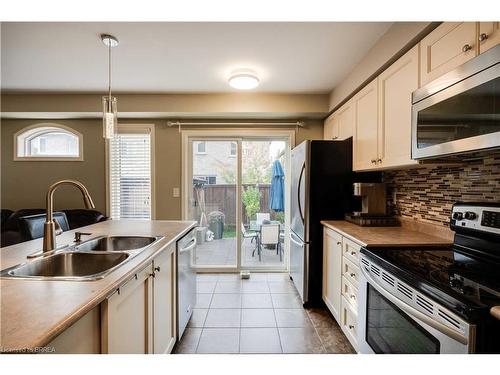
[101,34,119,139]
[228,71,260,90]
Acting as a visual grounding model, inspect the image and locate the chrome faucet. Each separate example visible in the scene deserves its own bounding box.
[43,180,95,252]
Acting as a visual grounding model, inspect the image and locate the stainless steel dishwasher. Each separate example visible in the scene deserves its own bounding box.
[177,229,197,339]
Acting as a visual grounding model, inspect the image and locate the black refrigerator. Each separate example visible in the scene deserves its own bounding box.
[289,138,378,306]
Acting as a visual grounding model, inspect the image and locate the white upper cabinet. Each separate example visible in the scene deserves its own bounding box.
[353,79,379,171]
[377,45,419,169]
[420,22,477,86]
[479,22,500,53]
[323,113,339,140]
[336,101,354,140]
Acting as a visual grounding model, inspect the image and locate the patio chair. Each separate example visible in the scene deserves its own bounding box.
[241,223,258,246]
[256,223,280,262]
[256,213,270,225]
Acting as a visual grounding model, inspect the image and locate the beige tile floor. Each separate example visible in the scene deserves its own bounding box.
[173,273,355,354]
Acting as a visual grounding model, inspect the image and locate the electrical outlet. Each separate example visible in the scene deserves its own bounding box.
[173,187,180,198]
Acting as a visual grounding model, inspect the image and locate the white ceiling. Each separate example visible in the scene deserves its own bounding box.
[1,22,392,94]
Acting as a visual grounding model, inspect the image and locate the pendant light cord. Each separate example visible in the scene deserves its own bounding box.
[108,42,112,103]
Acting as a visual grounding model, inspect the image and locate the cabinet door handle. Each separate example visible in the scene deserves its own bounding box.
[337,241,342,245]
[370,159,376,164]
[149,272,156,278]
[349,325,355,329]
[350,294,356,300]
[332,136,338,140]
[351,251,356,256]
[462,44,472,52]
[479,33,488,42]
[154,266,160,272]
[376,158,382,164]
[350,273,356,278]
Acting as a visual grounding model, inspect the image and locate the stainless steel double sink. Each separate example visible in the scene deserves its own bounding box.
[0,235,163,281]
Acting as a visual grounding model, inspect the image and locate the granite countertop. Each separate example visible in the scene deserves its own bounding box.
[0,220,196,353]
[320,220,452,248]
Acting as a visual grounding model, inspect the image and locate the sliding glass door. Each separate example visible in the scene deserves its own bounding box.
[184,131,291,272]
[188,140,239,268]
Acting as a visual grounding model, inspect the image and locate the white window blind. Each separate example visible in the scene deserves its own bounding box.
[109,128,152,220]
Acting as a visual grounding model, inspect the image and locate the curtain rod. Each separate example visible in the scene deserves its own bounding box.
[166,120,305,127]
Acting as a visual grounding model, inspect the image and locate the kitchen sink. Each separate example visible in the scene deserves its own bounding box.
[1,251,130,280]
[75,236,160,252]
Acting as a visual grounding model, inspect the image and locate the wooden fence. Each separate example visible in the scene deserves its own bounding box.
[193,184,281,227]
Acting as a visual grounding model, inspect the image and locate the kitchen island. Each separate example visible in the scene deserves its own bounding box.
[0,220,196,353]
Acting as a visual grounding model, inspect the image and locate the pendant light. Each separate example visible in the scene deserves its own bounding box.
[101,34,119,139]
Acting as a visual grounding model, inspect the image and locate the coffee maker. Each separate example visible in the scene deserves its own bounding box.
[345,182,398,226]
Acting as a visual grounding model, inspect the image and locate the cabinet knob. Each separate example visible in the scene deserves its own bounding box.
[370,159,376,164]
[154,266,161,272]
[350,294,356,300]
[351,251,356,255]
[332,136,338,140]
[149,272,156,278]
[479,33,488,42]
[349,325,355,329]
[337,241,342,245]
[376,158,382,164]
[350,273,356,278]
[462,44,472,52]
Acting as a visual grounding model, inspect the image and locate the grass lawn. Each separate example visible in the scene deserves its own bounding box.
[222,230,236,238]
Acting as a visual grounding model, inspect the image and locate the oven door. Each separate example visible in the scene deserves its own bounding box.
[357,264,474,354]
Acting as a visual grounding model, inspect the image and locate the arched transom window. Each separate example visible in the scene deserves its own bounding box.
[15,124,83,160]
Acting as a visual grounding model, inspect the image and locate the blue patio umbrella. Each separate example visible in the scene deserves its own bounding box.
[269,159,285,212]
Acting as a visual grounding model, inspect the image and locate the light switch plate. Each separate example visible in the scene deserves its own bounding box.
[173,187,180,198]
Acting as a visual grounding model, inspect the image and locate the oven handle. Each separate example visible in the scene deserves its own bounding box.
[361,265,469,345]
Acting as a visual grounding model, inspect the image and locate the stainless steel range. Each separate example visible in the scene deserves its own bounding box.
[357,202,500,354]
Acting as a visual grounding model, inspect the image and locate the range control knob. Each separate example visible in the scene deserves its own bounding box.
[464,211,477,220]
[453,212,464,220]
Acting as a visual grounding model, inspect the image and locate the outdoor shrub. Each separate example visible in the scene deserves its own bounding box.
[242,186,261,222]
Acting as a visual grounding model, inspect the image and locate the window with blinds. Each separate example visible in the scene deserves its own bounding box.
[109,128,152,220]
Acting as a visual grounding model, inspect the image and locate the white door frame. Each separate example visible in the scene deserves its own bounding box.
[181,128,295,273]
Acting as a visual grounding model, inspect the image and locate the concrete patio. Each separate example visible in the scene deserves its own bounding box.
[194,237,285,268]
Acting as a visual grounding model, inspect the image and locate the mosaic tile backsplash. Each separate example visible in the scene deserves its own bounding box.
[383,151,500,227]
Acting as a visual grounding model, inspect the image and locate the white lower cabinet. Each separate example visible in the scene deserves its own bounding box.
[322,226,361,351]
[101,244,176,354]
[322,228,343,322]
[153,247,176,354]
[101,263,154,354]
[340,296,358,349]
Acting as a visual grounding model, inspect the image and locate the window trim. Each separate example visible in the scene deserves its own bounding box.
[13,123,84,161]
[105,123,156,220]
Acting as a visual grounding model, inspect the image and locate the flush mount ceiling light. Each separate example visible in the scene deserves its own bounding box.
[228,71,260,90]
[101,34,119,139]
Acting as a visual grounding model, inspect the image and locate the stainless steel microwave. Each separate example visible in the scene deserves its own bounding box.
[411,44,500,159]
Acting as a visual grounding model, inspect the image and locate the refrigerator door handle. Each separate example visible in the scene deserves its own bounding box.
[297,162,305,224]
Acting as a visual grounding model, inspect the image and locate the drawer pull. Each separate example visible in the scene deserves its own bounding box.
[349,325,355,329]
[350,273,356,277]
[351,251,356,256]
[350,294,356,300]
[337,241,341,245]
[462,43,472,52]
[479,33,488,42]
